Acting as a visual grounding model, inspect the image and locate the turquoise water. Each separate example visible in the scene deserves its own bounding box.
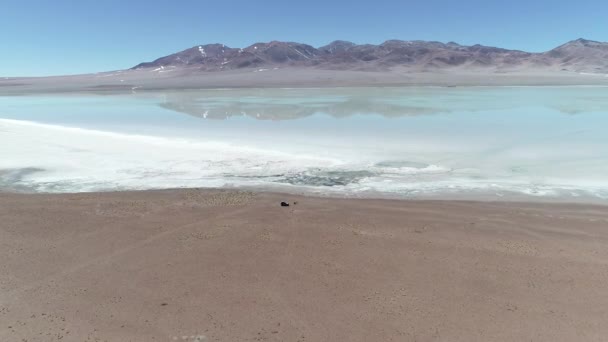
[1,87,608,200]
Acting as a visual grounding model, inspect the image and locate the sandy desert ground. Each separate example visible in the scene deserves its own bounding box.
[1,189,608,341]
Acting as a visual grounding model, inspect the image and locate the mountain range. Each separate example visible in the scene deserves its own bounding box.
[2,38,607,94]
[133,38,608,73]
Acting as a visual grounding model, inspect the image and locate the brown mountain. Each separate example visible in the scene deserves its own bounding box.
[134,41,320,71]
[132,38,608,73]
[543,38,608,72]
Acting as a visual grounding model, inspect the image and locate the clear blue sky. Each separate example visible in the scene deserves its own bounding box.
[1,0,606,76]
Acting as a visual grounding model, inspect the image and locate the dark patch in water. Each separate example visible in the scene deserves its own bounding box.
[278,170,375,187]
[223,170,376,187]
[0,167,45,192]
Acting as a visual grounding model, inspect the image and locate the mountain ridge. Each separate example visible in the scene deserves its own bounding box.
[132,38,608,73]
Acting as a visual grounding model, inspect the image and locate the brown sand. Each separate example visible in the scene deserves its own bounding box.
[1,189,608,341]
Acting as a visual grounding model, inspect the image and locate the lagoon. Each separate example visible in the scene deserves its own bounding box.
[1,86,607,200]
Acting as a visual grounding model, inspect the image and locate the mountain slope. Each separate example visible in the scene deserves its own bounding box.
[132,38,608,73]
[544,38,608,72]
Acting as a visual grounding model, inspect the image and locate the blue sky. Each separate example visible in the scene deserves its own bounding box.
[1,0,606,76]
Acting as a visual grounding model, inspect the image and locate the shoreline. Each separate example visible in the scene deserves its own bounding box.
[2,68,608,95]
[3,83,608,98]
[2,188,608,341]
[2,185,608,206]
